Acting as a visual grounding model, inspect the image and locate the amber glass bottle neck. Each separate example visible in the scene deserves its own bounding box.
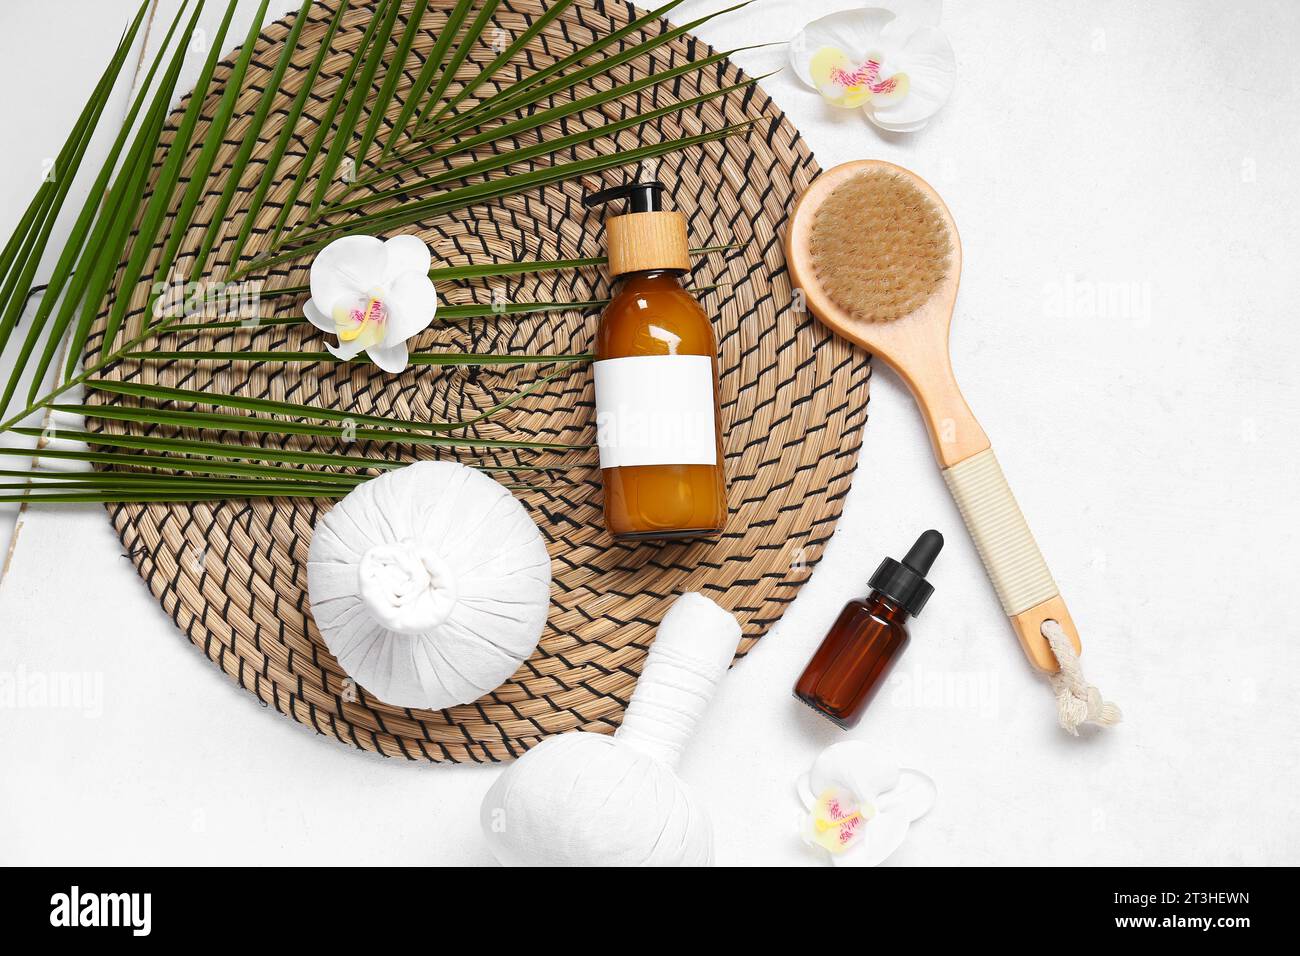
[864,590,910,624]
[617,268,687,286]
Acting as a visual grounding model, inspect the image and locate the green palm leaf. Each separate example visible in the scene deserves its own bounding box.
[0,446,568,482]
[426,2,757,147]
[0,448,370,484]
[230,0,350,265]
[1,468,344,488]
[15,426,573,462]
[417,0,575,132]
[0,489,347,504]
[269,0,367,242]
[246,123,753,272]
[1,444,387,481]
[60,10,200,381]
[122,350,592,366]
[410,0,502,131]
[162,296,607,329]
[252,244,737,301]
[8,1,190,410]
[194,0,312,279]
[418,0,695,143]
[380,0,475,159]
[2,469,543,502]
[0,4,149,349]
[2,476,346,495]
[355,0,431,166]
[0,0,762,510]
[309,0,402,215]
[82,366,566,433]
[0,4,149,373]
[172,0,275,289]
[48,406,570,450]
[99,0,240,359]
[329,73,762,212]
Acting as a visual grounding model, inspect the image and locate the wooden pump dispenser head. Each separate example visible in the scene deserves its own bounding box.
[587,181,690,277]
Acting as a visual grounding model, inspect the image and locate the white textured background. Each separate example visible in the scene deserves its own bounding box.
[2,0,1297,866]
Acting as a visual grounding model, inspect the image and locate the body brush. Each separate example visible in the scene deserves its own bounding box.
[785,160,1118,732]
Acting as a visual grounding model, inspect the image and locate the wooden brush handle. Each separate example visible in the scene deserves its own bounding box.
[941,447,1082,672]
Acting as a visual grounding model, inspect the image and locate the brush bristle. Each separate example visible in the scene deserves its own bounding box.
[809,170,951,323]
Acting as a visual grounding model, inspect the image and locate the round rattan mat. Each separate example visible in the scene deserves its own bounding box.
[86,0,871,762]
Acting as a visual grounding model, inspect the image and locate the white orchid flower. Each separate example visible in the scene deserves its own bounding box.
[790,2,955,133]
[304,234,438,373]
[797,740,936,866]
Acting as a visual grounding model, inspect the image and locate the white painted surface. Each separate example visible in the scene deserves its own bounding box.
[1,0,1297,866]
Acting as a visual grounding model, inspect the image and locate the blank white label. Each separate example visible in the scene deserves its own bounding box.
[594,355,717,469]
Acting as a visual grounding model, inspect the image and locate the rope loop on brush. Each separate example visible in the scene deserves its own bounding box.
[1042,619,1122,735]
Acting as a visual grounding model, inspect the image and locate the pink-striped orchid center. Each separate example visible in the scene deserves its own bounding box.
[809,786,875,854]
[809,47,909,109]
[332,292,389,349]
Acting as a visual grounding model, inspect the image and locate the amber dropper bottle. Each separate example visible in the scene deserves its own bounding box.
[795,531,944,728]
[584,181,727,540]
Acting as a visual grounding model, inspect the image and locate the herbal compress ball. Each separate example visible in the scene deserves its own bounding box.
[307,461,551,709]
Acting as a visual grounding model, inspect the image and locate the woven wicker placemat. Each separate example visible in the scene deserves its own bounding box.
[85,0,870,762]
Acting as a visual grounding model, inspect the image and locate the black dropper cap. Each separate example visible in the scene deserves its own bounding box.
[583,180,666,214]
[867,530,943,617]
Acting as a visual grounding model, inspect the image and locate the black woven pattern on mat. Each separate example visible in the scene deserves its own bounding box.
[84,0,871,762]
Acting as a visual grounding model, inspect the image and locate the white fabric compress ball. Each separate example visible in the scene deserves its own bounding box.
[307,461,551,709]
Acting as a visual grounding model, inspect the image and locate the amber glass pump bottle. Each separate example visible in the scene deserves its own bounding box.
[795,531,944,728]
[584,181,727,540]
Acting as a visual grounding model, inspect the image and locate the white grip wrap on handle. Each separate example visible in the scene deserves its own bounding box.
[939,439,1120,733]
[941,448,1058,616]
